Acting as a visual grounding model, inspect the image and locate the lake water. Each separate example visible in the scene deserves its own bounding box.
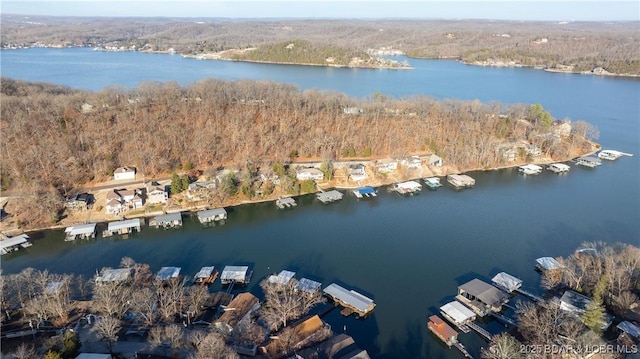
[1,48,639,358]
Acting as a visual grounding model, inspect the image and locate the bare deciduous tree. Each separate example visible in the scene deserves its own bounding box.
[91,316,121,353]
[481,333,523,359]
[188,331,238,359]
[260,278,324,331]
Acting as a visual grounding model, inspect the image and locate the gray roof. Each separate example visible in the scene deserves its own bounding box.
[491,272,523,292]
[536,257,563,270]
[267,270,296,285]
[317,190,343,201]
[617,321,640,338]
[323,283,375,314]
[194,266,216,279]
[560,290,591,312]
[0,234,29,250]
[107,218,141,231]
[197,208,227,220]
[153,212,182,223]
[156,266,181,280]
[459,279,508,306]
[221,266,249,281]
[96,268,133,283]
[296,278,322,293]
[65,223,97,236]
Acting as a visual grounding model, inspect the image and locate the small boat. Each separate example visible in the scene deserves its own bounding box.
[423,177,442,189]
[518,164,543,175]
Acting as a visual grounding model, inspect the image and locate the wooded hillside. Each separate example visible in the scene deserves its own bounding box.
[1,78,596,226]
[2,16,639,75]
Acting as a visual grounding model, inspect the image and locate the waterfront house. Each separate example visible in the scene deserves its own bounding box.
[220,265,253,285]
[348,164,368,181]
[501,148,517,162]
[114,166,136,181]
[558,290,613,330]
[375,159,398,173]
[296,167,324,181]
[402,156,422,169]
[146,185,168,204]
[214,292,260,335]
[66,193,93,211]
[456,278,509,316]
[64,223,97,241]
[187,180,217,200]
[428,154,443,167]
[323,283,375,317]
[105,198,122,215]
[81,103,94,114]
[105,188,144,214]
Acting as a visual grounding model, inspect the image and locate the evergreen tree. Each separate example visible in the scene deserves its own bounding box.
[582,275,607,334]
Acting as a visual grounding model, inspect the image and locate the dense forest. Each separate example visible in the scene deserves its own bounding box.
[1,15,639,75]
[1,78,596,227]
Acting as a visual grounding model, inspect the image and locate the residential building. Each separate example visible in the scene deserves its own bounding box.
[113,166,136,181]
[296,167,324,181]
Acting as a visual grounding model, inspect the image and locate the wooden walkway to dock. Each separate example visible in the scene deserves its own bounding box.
[454,342,474,359]
[490,312,518,327]
[515,287,543,302]
[466,321,493,341]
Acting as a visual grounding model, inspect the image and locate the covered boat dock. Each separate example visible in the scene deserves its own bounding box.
[103,218,142,237]
[156,266,181,281]
[547,163,571,173]
[423,177,442,189]
[535,257,563,272]
[456,279,509,317]
[323,283,375,318]
[95,268,133,283]
[317,190,343,203]
[220,265,253,286]
[65,223,98,241]
[440,301,476,331]
[296,278,322,293]
[0,234,31,255]
[197,208,227,224]
[267,270,296,285]
[275,197,297,209]
[576,156,602,168]
[193,266,218,285]
[150,212,183,228]
[447,174,475,188]
[491,272,523,293]
[392,180,422,194]
[427,315,458,347]
[353,186,377,198]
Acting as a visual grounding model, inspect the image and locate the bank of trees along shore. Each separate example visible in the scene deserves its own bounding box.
[1,257,325,358]
[1,78,596,227]
[482,242,640,359]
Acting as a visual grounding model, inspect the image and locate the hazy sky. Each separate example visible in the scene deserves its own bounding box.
[2,1,639,21]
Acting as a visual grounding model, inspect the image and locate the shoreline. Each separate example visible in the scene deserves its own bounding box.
[3,146,600,236]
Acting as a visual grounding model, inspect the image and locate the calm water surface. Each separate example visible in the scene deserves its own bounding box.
[1,48,639,358]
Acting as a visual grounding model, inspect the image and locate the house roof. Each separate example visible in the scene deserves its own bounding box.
[428,154,442,163]
[114,167,135,174]
[560,290,592,312]
[106,190,121,201]
[216,292,259,327]
[458,279,508,306]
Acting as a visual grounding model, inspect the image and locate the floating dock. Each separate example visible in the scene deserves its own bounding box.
[392,180,422,195]
[64,223,97,241]
[102,218,142,237]
[427,315,458,346]
[447,174,475,188]
[275,197,297,209]
[193,266,218,285]
[353,186,377,198]
[518,164,543,175]
[220,265,253,286]
[197,208,227,224]
[323,283,375,318]
[598,149,633,160]
[547,163,571,173]
[0,234,31,255]
[423,177,443,189]
[575,156,602,168]
[317,190,343,203]
[149,212,183,228]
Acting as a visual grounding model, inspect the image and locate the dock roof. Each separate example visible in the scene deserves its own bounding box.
[197,208,227,220]
[156,266,181,281]
[153,212,182,223]
[428,315,458,342]
[267,270,296,285]
[0,234,29,251]
[491,272,523,293]
[65,223,97,236]
[221,265,250,282]
[107,218,141,231]
[617,321,640,338]
[396,181,421,190]
[459,279,508,306]
[357,186,376,195]
[194,266,216,279]
[317,190,343,202]
[536,257,563,271]
[277,197,296,205]
[323,283,375,314]
[96,268,133,283]
[296,278,322,293]
[440,301,476,324]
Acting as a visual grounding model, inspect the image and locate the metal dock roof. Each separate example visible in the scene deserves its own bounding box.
[317,190,343,202]
[536,257,563,271]
[197,208,227,220]
[96,268,133,283]
[296,278,322,293]
[323,283,375,314]
[194,266,216,279]
[0,234,30,251]
[107,218,141,231]
[267,270,296,285]
[491,272,523,293]
[153,212,182,223]
[65,223,97,236]
[440,301,476,324]
[156,266,181,281]
[221,265,250,282]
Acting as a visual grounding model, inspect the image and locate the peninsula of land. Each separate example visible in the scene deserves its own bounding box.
[0,78,600,233]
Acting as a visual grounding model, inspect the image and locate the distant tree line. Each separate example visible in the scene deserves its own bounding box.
[1,16,638,75]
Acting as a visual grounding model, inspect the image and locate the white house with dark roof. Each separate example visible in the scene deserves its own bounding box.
[114,167,136,181]
[147,186,168,204]
[296,167,324,181]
